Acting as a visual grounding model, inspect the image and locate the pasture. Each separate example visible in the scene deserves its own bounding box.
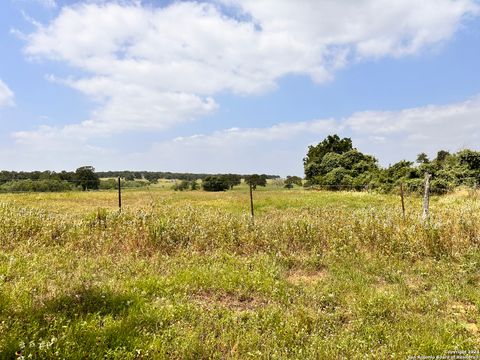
[0,185,479,359]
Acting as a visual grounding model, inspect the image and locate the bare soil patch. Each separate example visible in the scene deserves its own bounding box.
[450,301,479,336]
[191,290,268,311]
[286,268,328,285]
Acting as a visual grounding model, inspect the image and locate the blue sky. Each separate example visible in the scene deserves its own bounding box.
[0,0,479,175]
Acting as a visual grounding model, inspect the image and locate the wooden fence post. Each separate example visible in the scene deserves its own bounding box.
[249,183,254,223]
[118,177,122,212]
[400,182,406,221]
[422,173,431,221]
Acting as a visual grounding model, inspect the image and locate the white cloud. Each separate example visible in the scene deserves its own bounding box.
[0,80,14,108]
[223,0,479,58]
[173,119,337,144]
[13,91,216,147]
[9,118,337,173]
[117,119,337,174]
[130,95,480,174]
[4,94,480,174]
[17,0,478,141]
[343,95,480,160]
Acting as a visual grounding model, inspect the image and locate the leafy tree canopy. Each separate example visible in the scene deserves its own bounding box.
[303,135,353,180]
[416,153,430,164]
[304,135,378,189]
[222,174,242,190]
[202,176,230,192]
[285,176,302,187]
[75,166,100,191]
[245,174,268,190]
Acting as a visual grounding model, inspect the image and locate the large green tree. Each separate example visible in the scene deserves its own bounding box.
[221,174,242,190]
[416,153,430,164]
[304,135,378,189]
[245,174,267,190]
[285,176,303,188]
[202,176,229,192]
[303,135,353,180]
[75,166,100,191]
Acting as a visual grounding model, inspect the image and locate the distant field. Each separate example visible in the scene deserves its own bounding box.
[0,186,479,358]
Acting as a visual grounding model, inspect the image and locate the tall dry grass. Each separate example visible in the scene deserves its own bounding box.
[1,197,478,259]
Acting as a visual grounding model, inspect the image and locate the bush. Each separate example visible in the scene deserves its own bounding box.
[285,176,302,187]
[99,179,117,190]
[190,180,199,190]
[0,180,74,193]
[430,179,452,195]
[122,180,148,188]
[202,176,229,192]
[100,179,148,190]
[173,180,191,191]
[404,178,424,194]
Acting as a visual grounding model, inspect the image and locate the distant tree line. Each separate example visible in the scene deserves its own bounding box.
[95,171,279,183]
[304,134,480,194]
[0,170,279,184]
[0,166,101,193]
[0,179,75,193]
[174,174,270,192]
[0,170,77,183]
[0,168,279,193]
[3,136,477,195]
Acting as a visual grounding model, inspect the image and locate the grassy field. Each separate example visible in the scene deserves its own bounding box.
[0,185,479,359]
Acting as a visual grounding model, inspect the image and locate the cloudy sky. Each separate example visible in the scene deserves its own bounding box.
[0,0,479,175]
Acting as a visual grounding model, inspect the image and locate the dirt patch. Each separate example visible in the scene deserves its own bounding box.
[372,277,397,293]
[191,290,267,311]
[451,301,477,313]
[465,323,479,335]
[286,269,327,285]
[404,276,431,294]
[450,301,479,335]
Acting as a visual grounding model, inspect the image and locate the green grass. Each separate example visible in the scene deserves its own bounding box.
[0,187,479,358]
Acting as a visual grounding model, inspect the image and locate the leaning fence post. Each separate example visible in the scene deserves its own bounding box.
[422,173,431,221]
[400,182,406,222]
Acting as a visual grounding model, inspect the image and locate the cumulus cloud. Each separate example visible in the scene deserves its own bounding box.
[133,95,480,173]
[9,117,337,172]
[0,79,14,108]
[344,95,480,160]
[224,0,479,58]
[5,94,480,173]
[173,119,337,144]
[17,0,478,141]
[116,119,337,174]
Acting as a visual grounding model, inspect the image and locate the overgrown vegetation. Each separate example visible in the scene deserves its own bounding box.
[0,188,479,358]
[304,134,480,194]
[173,179,198,191]
[0,179,74,192]
[100,179,149,190]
